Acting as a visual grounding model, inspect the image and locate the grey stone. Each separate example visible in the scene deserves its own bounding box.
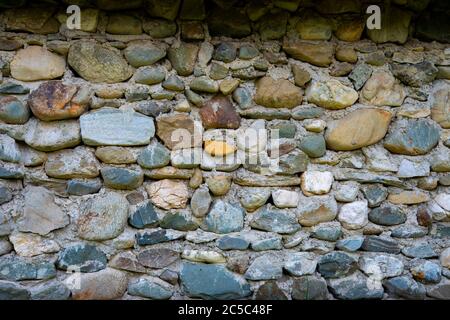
[101,166,144,190]
[0,96,30,124]
[162,74,185,91]
[328,272,384,300]
[410,260,441,284]
[180,262,251,299]
[427,282,450,299]
[136,229,185,246]
[0,280,30,300]
[0,255,56,281]
[368,206,407,226]
[284,252,317,276]
[336,236,364,252]
[317,251,357,278]
[56,244,107,273]
[251,237,283,251]
[391,225,428,238]
[217,236,249,251]
[238,188,271,211]
[245,254,283,280]
[0,186,12,205]
[30,280,70,300]
[250,207,300,234]
[291,276,329,300]
[213,43,236,63]
[167,43,199,77]
[129,201,159,229]
[203,200,244,234]
[128,277,173,300]
[384,276,426,300]
[255,281,288,300]
[137,248,179,269]
[80,108,155,146]
[362,236,400,254]
[160,211,198,231]
[401,243,437,259]
[362,184,388,208]
[349,63,372,90]
[292,106,324,120]
[359,254,404,279]
[66,179,102,196]
[391,61,438,87]
[191,187,212,218]
[233,87,252,109]
[299,135,326,158]
[124,41,166,67]
[134,66,166,85]
[0,82,30,94]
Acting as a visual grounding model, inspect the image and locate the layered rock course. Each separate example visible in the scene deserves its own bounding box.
[0,0,449,301]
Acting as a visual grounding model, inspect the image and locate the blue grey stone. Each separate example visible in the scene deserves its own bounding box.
[203,200,244,234]
[317,252,357,278]
[180,262,251,299]
[160,211,199,231]
[136,229,184,246]
[299,135,326,158]
[362,184,388,207]
[0,280,30,300]
[0,162,24,179]
[0,186,12,205]
[56,244,107,273]
[239,45,259,60]
[402,243,438,258]
[292,106,324,120]
[128,277,173,300]
[213,43,236,63]
[129,201,159,229]
[384,276,426,299]
[391,225,428,238]
[251,237,283,251]
[0,255,56,281]
[0,82,30,94]
[369,205,406,226]
[384,119,440,155]
[66,179,102,196]
[217,236,249,250]
[328,272,384,300]
[101,166,143,190]
[0,96,30,124]
[336,236,364,252]
[245,254,283,280]
[232,87,252,109]
[250,207,300,234]
[410,260,442,284]
[137,142,170,169]
[311,223,342,241]
[362,236,400,254]
[30,280,71,300]
[291,276,329,300]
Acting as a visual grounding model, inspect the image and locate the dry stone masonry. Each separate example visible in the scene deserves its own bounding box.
[0,0,450,300]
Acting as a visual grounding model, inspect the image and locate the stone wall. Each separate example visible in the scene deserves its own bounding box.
[0,0,450,300]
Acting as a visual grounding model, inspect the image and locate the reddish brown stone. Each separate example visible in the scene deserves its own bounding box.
[156,113,201,150]
[199,95,241,129]
[28,81,89,121]
[416,205,432,228]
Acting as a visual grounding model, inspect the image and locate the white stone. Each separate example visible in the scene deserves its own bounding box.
[170,148,202,169]
[440,248,450,269]
[271,190,299,208]
[362,145,398,172]
[301,171,334,196]
[303,119,326,133]
[236,120,267,153]
[397,159,430,178]
[334,182,359,202]
[359,255,404,279]
[9,232,60,257]
[427,200,448,221]
[284,252,317,276]
[338,200,369,230]
[435,193,450,211]
[181,249,226,263]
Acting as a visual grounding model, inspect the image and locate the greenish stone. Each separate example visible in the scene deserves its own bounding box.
[162,74,185,91]
[106,14,142,35]
[180,262,251,299]
[0,82,29,94]
[365,51,386,66]
[217,236,249,250]
[66,179,102,196]
[207,7,252,38]
[250,207,300,234]
[125,86,150,102]
[209,62,229,80]
[292,106,324,120]
[179,0,206,20]
[259,12,288,40]
[56,244,107,273]
[269,121,296,139]
[152,91,176,100]
[101,166,144,190]
[299,135,326,158]
[384,119,440,156]
[124,42,166,67]
[239,45,259,60]
[168,43,199,76]
[128,278,172,300]
[189,76,219,93]
[213,43,237,63]
[232,87,252,109]
[253,58,270,71]
[129,201,159,229]
[138,142,170,169]
[147,0,181,20]
[185,89,205,107]
[134,66,166,85]
[0,97,29,124]
[160,211,198,231]
[0,255,56,281]
[203,200,244,234]
[349,63,372,90]
[143,19,177,38]
[277,149,309,174]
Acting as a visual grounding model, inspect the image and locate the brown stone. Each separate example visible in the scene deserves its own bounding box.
[360,70,406,107]
[335,18,365,42]
[388,191,430,205]
[283,39,335,67]
[156,113,202,150]
[146,179,189,210]
[431,85,450,129]
[292,64,311,87]
[254,77,303,108]
[28,81,89,121]
[325,109,392,151]
[335,46,358,63]
[137,248,179,269]
[199,95,241,129]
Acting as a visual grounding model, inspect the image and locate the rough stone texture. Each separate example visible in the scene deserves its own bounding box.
[0,1,449,301]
